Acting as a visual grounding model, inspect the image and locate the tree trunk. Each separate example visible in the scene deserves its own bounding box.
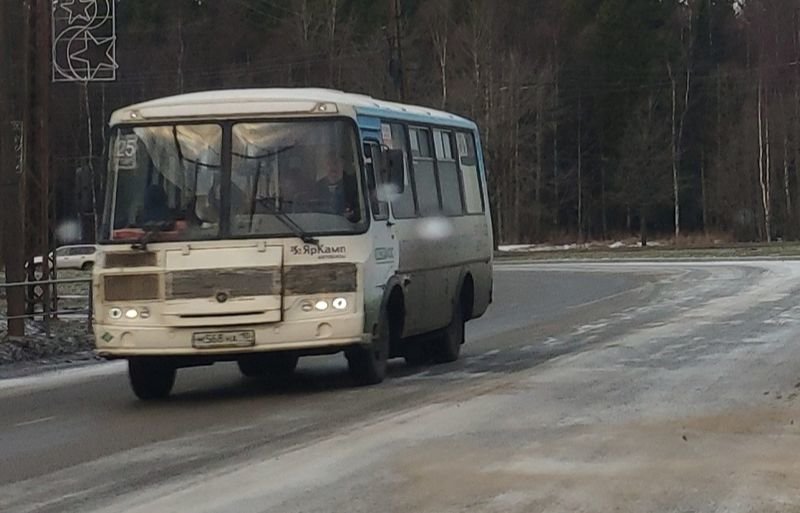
[552,34,560,229]
[440,42,448,109]
[299,0,312,85]
[794,27,800,225]
[626,205,632,232]
[470,6,482,121]
[667,60,690,241]
[784,134,792,235]
[701,148,708,235]
[535,89,543,238]
[0,0,28,337]
[430,2,449,109]
[668,61,680,240]
[577,93,583,243]
[758,75,772,242]
[177,4,185,94]
[327,0,338,86]
[716,64,722,227]
[513,100,521,242]
[601,164,607,240]
[640,210,647,247]
[766,94,772,241]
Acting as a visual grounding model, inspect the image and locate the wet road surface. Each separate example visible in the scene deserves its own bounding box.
[2,261,799,512]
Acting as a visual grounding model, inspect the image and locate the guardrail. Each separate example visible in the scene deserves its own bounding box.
[0,277,93,335]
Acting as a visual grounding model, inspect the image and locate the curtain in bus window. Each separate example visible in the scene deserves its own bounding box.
[113,125,222,230]
[456,132,484,214]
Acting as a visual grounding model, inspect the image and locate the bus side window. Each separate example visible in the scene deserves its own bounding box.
[457,132,485,214]
[364,142,389,220]
[410,127,440,217]
[434,130,464,216]
[383,123,416,219]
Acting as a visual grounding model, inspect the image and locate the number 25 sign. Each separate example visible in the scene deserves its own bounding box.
[115,135,138,170]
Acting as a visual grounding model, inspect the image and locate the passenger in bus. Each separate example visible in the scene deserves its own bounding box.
[313,154,359,222]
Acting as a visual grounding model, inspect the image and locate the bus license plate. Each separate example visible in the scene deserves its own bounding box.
[192,330,256,349]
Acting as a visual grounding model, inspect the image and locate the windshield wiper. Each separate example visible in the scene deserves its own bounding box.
[131,221,173,251]
[255,198,319,246]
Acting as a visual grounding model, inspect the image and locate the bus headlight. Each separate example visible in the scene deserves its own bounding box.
[314,300,329,311]
[124,308,139,319]
[332,297,348,310]
[139,307,151,319]
[109,307,123,320]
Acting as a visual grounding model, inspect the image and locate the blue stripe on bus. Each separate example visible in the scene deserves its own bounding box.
[355,106,476,131]
[356,115,382,141]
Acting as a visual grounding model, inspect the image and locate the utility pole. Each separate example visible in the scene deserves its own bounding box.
[0,0,30,337]
[31,0,53,324]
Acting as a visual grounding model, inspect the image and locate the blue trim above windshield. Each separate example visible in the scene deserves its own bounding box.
[356,115,382,142]
[355,106,476,131]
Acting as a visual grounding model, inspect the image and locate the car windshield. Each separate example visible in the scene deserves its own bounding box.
[101,119,366,242]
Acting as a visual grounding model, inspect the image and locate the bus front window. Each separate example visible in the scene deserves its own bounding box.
[102,119,366,243]
[230,120,366,237]
[104,124,223,242]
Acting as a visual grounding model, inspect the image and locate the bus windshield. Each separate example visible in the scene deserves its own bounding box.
[102,119,366,243]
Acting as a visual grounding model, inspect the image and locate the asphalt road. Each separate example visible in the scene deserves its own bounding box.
[1,261,800,513]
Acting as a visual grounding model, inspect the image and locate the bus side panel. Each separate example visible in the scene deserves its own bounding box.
[355,114,402,339]
[457,213,493,320]
[396,215,492,337]
[394,220,453,337]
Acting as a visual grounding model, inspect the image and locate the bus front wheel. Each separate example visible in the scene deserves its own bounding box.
[347,307,390,386]
[128,358,176,400]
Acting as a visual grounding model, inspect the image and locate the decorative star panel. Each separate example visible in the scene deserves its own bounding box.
[52,0,118,82]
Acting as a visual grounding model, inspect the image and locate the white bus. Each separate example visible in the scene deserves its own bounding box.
[94,89,493,400]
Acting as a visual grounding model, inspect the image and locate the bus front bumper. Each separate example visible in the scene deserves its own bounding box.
[94,313,368,359]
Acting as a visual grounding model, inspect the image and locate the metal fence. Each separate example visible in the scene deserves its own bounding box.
[0,277,93,335]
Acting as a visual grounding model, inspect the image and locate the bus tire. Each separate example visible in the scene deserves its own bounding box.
[347,306,390,386]
[238,353,299,378]
[431,299,465,364]
[128,358,176,400]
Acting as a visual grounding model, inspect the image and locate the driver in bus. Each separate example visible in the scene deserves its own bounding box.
[313,153,359,222]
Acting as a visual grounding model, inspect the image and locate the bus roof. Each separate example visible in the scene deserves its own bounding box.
[110,88,476,129]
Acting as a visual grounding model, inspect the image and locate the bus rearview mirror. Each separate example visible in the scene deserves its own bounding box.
[385,149,405,194]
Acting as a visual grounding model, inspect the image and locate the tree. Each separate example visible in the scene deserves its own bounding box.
[617,95,672,246]
[32,0,800,248]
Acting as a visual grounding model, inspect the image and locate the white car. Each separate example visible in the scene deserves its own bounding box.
[32,245,97,271]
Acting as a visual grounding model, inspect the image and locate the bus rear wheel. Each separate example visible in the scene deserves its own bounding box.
[432,300,465,364]
[238,353,299,378]
[347,306,390,386]
[128,358,176,400]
